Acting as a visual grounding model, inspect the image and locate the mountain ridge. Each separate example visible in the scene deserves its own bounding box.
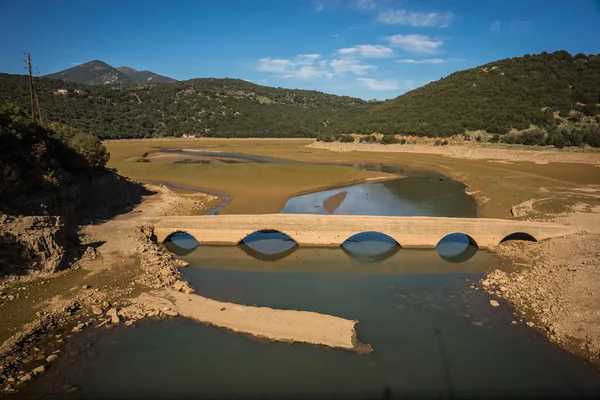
[46,60,176,85]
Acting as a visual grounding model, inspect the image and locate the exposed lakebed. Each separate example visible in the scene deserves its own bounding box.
[21,150,600,399]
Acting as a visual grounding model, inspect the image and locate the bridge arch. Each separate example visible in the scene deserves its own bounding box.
[435,232,479,263]
[500,232,537,244]
[341,231,401,262]
[163,231,200,256]
[238,229,299,246]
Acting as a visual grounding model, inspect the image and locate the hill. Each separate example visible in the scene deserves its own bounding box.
[45,60,132,85]
[117,66,177,84]
[341,51,600,138]
[45,60,176,85]
[0,74,376,139]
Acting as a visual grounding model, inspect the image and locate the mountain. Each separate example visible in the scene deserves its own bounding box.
[0,74,377,139]
[45,60,132,85]
[45,60,176,85]
[340,50,600,137]
[116,66,177,84]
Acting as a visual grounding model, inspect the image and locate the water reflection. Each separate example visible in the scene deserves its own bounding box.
[341,232,401,262]
[163,232,199,256]
[436,233,479,263]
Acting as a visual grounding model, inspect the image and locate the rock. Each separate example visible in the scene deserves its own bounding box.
[106,308,120,324]
[526,321,535,327]
[82,284,91,289]
[46,354,58,362]
[125,320,135,327]
[163,310,179,317]
[489,300,500,307]
[92,306,103,315]
[32,365,46,374]
[19,373,32,382]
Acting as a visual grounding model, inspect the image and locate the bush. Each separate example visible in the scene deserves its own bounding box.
[489,134,500,143]
[400,138,407,145]
[518,129,546,146]
[434,139,442,146]
[476,135,482,142]
[338,134,355,143]
[316,133,335,142]
[380,134,397,145]
[442,140,449,146]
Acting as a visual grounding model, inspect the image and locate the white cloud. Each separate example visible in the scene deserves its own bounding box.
[338,44,394,58]
[490,20,501,32]
[404,80,416,90]
[357,77,400,90]
[330,59,375,75]
[396,58,465,64]
[242,79,253,82]
[256,54,374,79]
[283,62,333,79]
[332,33,340,37]
[353,0,377,10]
[378,9,454,27]
[386,34,443,54]
[296,54,322,63]
[257,58,294,73]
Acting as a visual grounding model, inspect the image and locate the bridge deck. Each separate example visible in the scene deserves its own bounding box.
[149,214,576,249]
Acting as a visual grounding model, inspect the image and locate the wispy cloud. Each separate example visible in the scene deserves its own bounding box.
[357,77,400,90]
[314,0,388,12]
[378,9,454,27]
[338,44,394,58]
[386,34,443,54]
[330,59,375,75]
[332,33,340,37]
[397,57,465,64]
[354,0,377,10]
[256,54,375,79]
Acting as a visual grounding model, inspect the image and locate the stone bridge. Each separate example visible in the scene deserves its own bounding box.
[148,214,576,249]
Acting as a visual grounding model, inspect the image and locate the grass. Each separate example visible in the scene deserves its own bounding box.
[105,138,600,218]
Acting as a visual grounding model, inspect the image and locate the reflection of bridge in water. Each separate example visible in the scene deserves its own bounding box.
[149,214,576,249]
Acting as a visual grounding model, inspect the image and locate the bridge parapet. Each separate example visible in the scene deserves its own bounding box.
[147,214,577,249]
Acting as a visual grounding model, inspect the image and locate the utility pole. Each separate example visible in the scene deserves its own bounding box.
[26,52,35,120]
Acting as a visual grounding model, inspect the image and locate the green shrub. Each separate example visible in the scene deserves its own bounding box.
[338,134,355,143]
[518,129,546,146]
[380,134,397,145]
[489,134,500,143]
[400,138,407,145]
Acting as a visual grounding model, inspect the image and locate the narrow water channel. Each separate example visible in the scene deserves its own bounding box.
[21,151,600,399]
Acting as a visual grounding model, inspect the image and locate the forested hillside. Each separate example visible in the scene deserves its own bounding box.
[340,51,600,137]
[0,74,376,139]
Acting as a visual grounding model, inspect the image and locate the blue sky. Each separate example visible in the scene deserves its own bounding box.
[1,0,599,99]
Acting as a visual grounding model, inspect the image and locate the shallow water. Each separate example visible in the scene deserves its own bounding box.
[26,248,600,399]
